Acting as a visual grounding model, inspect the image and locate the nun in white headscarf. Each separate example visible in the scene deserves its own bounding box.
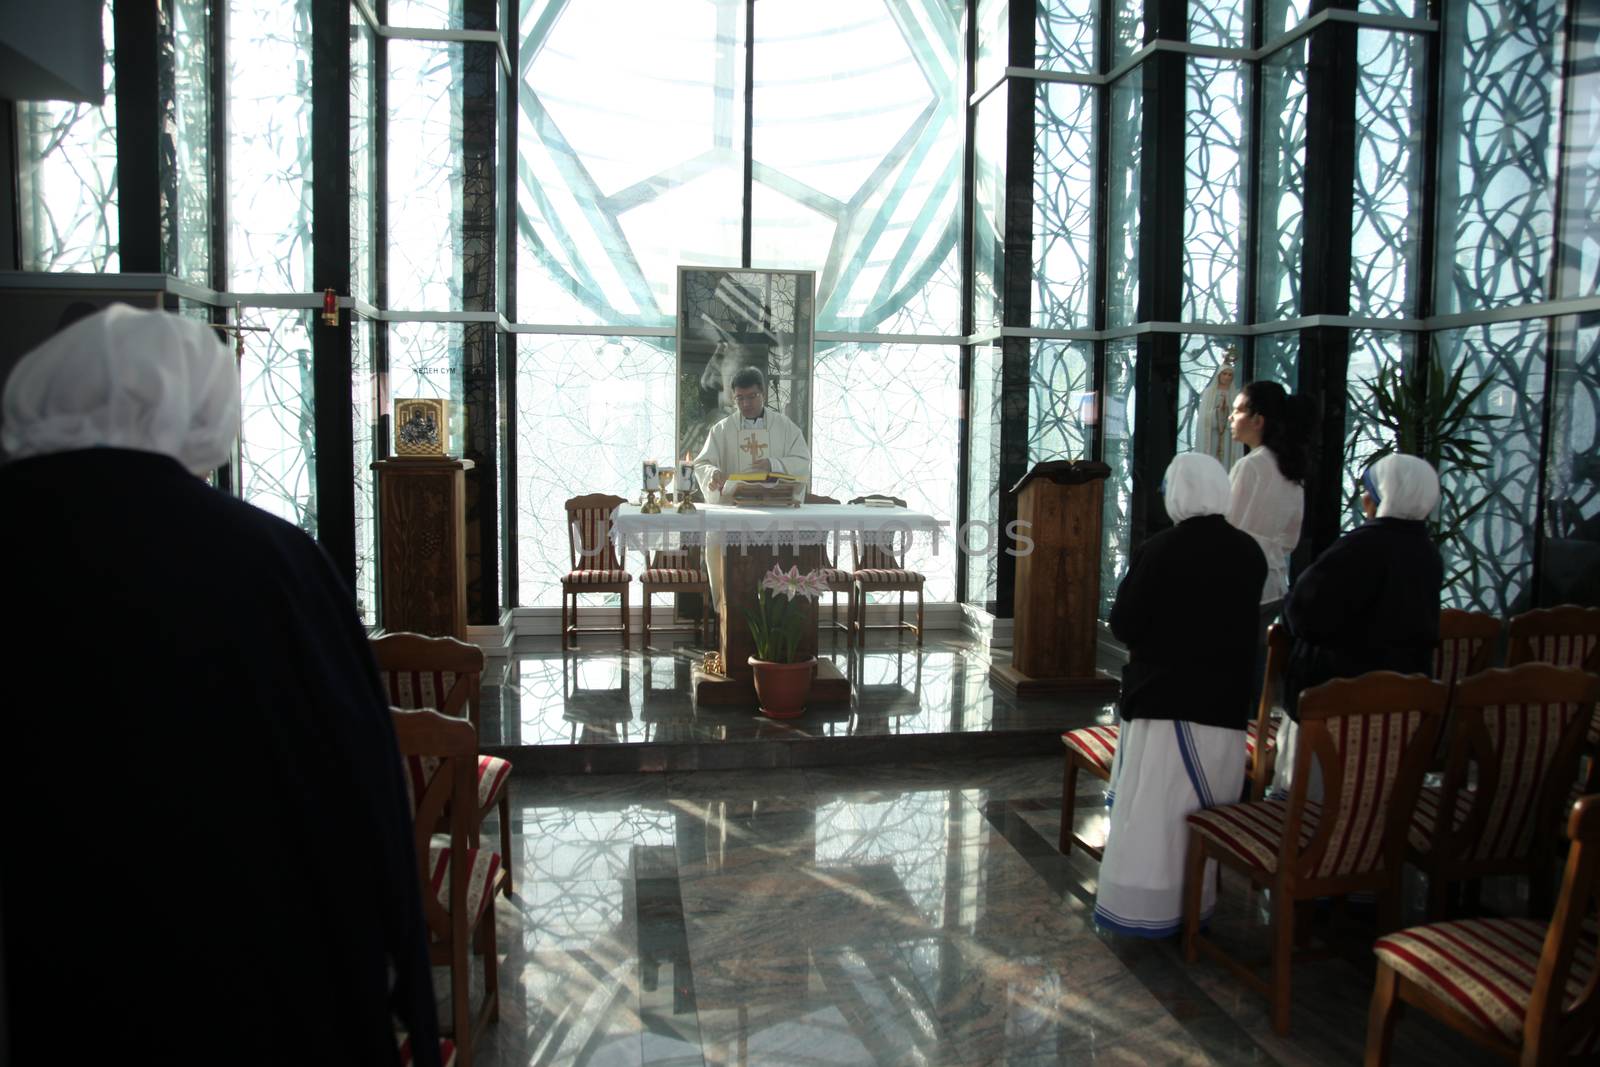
[0,306,444,1066]
[1272,453,1444,800]
[1094,454,1267,939]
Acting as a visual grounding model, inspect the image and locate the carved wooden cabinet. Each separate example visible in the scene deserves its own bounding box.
[372,457,473,639]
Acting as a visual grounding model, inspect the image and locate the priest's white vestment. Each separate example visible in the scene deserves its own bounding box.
[691,409,812,601]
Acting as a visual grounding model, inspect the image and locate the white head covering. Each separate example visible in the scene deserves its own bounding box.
[1163,452,1232,523]
[2,304,238,471]
[1364,453,1440,521]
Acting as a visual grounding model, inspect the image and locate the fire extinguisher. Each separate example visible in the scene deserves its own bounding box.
[321,288,339,327]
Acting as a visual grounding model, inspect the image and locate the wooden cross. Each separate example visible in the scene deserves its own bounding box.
[739,433,768,463]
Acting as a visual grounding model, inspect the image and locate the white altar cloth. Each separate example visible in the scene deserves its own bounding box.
[609,502,944,553]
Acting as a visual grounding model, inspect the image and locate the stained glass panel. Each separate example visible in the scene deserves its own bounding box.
[966,345,1002,606]
[239,308,317,536]
[812,343,960,603]
[228,0,313,292]
[170,0,211,286]
[1034,82,1095,330]
[1258,40,1306,321]
[1437,0,1564,314]
[1028,341,1091,463]
[17,1,117,273]
[1106,73,1141,327]
[751,0,962,334]
[1184,57,1247,324]
[1352,29,1425,318]
[389,40,469,310]
[1036,0,1095,73]
[516,0,745,327]
[1542,317,1600,606]
[1101,340,1136,620]
[1434,323,1547,614]
[514,335,677,606]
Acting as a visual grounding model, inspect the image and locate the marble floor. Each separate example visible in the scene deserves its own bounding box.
[450,756,1509,1067]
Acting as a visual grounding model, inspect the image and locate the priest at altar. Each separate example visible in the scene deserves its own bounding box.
[691,365,812,599]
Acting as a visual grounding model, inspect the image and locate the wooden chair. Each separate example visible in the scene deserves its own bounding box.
[1246,623,1291,801]
[1434,608,1501,687]
[1365,794,1600,1065]
[391,708,505,1067]
[638,546,710,647]
[846,494,924,646]
[1407,664,1600,919]
[805,493,853,644]
[1182,672,1449,1035]
[561,493,631,650]
[1057,722,1118,858]
[1508,605,1600,793]
[372,632,514,898]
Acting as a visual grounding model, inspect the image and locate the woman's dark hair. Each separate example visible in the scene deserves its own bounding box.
[1241,380,1316,485]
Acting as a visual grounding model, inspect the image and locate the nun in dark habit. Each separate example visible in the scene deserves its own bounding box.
[0,306,441,1066]
[1094,453,1267,938]
[1271,452,1444,800]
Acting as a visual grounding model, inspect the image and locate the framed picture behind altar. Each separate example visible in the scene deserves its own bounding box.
[676,267,814,466]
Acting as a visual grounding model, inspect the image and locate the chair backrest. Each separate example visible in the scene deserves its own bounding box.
[390,707,477,942]
[847,494,908,570]
[371,632,484,725]
[1431,665,1600,865]
[1286,672,1449,881]
[1433,608,1501,685]
[1523,794,1600,1056]
[1507,605,1600,673]
[565,493,626,571]
[805,493,840,567]
[647,545,703,572]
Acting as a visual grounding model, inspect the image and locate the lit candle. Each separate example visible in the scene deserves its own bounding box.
[677,457,695,494]
[642,460,659,492]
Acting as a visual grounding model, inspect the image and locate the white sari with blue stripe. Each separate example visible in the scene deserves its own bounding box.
[1093,718,1246,938]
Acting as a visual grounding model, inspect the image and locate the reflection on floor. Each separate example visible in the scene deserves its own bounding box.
[456,756,1506,1067]
[480,636,1120,771]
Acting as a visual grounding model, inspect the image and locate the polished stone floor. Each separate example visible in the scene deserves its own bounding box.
[452,756,1508,1067]
[479,634,1120,772]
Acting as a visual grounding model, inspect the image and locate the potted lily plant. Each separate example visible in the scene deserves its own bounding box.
[747,563,826,718]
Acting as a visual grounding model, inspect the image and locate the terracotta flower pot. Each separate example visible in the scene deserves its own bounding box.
[748,656,815,719]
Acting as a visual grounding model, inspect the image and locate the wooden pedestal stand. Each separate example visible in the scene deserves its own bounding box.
[990,460,1121,698]
[372,457,473,640]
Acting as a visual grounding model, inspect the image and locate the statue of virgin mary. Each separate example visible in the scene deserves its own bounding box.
[1194,358,1245,473]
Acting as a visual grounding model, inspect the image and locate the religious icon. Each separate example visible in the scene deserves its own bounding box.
[1195,348,1244,472]
[394,398,446,457]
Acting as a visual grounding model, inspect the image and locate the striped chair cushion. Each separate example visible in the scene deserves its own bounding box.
[1374,918,1598,1052]
[817,567,852,587]
[427,835,502,926]
[1245,716,1280,763]
[641,567,702,583]
[1433,636,1488,686]
[382,670,459,711]
[402,754,512,815]
[568,506,622,570]
[1062,724,1119,778]
[397,1032,456,1067]
[563,568,630,586]
[1186,798,1321,873]
[1408,785,1477,852]
[854,568,924,585]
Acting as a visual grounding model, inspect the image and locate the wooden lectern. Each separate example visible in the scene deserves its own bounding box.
[990,460,1121,697]
[372,457,473,639]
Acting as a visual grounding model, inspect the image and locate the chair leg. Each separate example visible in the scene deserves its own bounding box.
[897,592,905,641]
[1059,756,1080,855]
[561,591,570,650]
[622,587,631,649]
[452,928,472,1057]
[915,588,924,646]
[1363,963,1401,1067]
[1271,883,1296,1035]
[643,590,652,648]
[499,790,514,897]
[1182,833,1207,962]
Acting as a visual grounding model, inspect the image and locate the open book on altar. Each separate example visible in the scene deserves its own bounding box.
[723,471,805,507]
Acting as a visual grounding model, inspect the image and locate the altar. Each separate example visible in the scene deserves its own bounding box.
[611,501,943,706]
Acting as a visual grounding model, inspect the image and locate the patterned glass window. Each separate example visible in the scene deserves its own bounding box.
[1253,333,1298,389]
[238,309,318,536]
[1263,0,1311,39]
[1100,340,1136,620]
[1106,73,1141,328]
[973,92,1007,333]
[1190,0,1247,49]
[17,0,118,273]
[351,7,376,306]
[353,316,379,625]
[975,0,1010,87]
[1343,330,1413,529]
[389,40,472,311]
[1558,8,1599,298]
[966,345,1003,607]
[170,0,211,286]
[1352,29,1425,318]
[1036,0,1095,73]
[1177,334,1241,460]
[1034,82,1096,331]
[1183,57,1247,324]
[389,321,467,457]
[1542,317,1600,605]
[1029,340,1092,464]
[1256,40,1307,322]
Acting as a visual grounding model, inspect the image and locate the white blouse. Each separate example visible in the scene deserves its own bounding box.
[1227,446,1304,603]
